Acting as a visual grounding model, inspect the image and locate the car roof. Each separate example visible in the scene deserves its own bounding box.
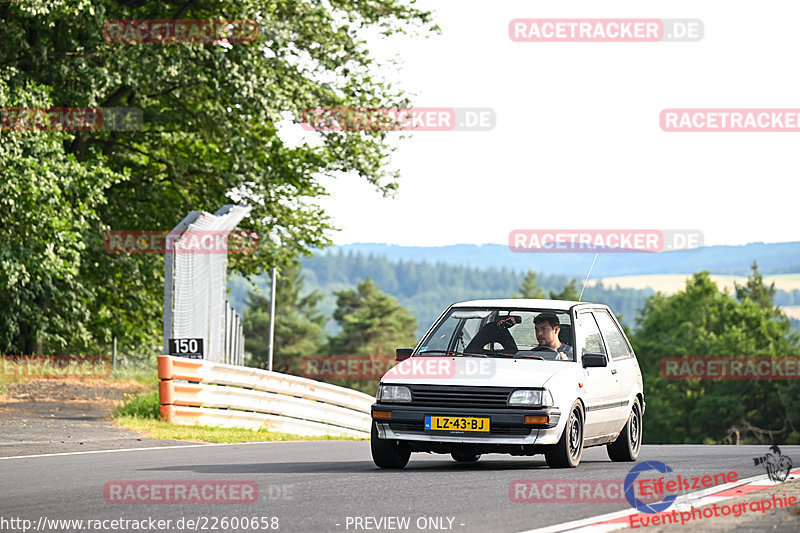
[451,298,603,311]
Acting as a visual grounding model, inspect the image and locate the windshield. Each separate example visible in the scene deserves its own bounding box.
[418,307,574,360]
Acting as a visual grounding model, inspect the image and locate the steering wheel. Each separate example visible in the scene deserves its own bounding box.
[532,345,557,353]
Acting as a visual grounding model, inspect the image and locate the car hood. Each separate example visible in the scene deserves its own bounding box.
[379,356,574,388]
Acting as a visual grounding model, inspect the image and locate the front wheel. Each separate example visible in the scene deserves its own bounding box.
[607,399,642,462]
[545,402,584,468]
[371,422,410,469]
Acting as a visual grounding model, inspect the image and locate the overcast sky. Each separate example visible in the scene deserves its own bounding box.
[283,1,800,248]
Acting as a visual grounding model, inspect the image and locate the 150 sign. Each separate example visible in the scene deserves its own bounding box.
[169,338,204,358]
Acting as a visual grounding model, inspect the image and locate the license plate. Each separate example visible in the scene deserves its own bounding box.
[424,416,490,433]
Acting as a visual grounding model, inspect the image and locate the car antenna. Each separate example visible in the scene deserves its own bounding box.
[578,253,599,302]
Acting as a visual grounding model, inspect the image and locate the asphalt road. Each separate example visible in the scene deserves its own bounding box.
[2,443,798,533]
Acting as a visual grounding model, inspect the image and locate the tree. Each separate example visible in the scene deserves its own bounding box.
[515,271,546,299]
[550,279,581,301]
[631,271,800,444]
[0,1,435,355]
[242,263,325,374]
[328,278,417,357]
[0,79,122,355]
[735,261,777,310]
[326,278,416,394]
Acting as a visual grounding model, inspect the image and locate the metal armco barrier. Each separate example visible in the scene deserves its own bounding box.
[158,355,373,438]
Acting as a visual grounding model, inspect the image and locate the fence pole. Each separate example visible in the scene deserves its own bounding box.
[268,267,277,371]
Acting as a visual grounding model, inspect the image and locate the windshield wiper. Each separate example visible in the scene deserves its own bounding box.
[479,352,545,360]
[416,350,488,357]
[418,350,544,360]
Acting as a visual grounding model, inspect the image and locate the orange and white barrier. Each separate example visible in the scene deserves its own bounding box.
[158,355,373,437]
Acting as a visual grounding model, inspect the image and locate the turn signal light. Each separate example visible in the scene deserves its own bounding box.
[372,411,392,419]
[524,415,548,424]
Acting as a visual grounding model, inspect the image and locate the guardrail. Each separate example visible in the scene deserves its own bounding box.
[158,355,373,438]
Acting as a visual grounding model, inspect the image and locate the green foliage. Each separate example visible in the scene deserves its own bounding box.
[631,271,800,444]
[242,262,325,373]
[113,391,160,419]
[328,278,417,356]
[0,78,117,355]
[515,270,546,299]
[0,0,435,356]
[325,278,416,395]
[549,279,581,301]
[735,261,777,310]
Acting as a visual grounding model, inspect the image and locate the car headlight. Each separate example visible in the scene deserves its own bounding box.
[377,385,412,403]
[508,389,553,407]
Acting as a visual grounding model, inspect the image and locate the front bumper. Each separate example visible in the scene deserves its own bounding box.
[371,403,562,445]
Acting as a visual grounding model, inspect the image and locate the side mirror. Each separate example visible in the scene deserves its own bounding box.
[396,348,413,362]
[582,353,607,368]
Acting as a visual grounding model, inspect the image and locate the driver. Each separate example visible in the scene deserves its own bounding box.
[534,313,573,360]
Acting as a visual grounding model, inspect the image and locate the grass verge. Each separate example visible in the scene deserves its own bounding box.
[108,365,159,387]
[113,416,363,442]
[112,391,364,443]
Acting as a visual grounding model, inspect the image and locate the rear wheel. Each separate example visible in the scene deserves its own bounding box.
[545,402,584,468]
[451,451,481,463]
[370,421,410,469]
[607,399,642,462]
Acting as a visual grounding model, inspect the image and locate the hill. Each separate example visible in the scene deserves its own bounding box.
[329,241,800,277]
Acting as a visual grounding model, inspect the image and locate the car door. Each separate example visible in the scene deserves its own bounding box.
[593,309,637,433]
[574,311,620,437]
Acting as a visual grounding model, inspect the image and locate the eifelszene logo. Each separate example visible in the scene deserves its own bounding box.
[624,461,677,514]
[753,445,793,482]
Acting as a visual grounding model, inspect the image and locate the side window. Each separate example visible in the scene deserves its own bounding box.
[425,320,455,351]
[593,311,631,361]
[575,313,606,357]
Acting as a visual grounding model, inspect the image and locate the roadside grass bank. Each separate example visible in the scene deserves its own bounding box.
[112,390,364,443]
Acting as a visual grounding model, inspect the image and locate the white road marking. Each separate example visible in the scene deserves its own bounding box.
[0,440,290,460]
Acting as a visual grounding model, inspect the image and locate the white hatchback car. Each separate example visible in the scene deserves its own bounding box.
[371,299,645,469]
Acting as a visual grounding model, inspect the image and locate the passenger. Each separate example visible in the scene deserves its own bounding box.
[534,313,573,360]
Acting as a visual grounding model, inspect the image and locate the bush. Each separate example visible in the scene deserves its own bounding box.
[113,391,160,419]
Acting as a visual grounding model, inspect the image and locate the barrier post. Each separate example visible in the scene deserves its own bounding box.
[158,355,175,422]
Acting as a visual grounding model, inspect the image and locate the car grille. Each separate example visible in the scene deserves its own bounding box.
[388,422,530,436]
[408,385,515,408]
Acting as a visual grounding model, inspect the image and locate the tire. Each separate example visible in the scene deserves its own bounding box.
[370,421,410,469]
[545,402,584,468]
[451,451,481,463]
[607,399,642,462]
